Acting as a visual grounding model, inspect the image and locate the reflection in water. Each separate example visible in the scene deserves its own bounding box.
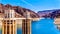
[17,28,22,34]
[0,29,2,34]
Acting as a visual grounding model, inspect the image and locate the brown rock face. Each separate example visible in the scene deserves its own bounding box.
[37,9,60,18]
[0,4,40,18]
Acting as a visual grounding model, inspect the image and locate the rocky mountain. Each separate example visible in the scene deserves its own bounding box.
[0,4,40,18]
[37,10,54,17]
[37,9,60,18]
[50,9,60,18]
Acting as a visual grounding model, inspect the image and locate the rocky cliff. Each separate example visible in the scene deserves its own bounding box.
[0,4,40,18]
[37,9,60,18]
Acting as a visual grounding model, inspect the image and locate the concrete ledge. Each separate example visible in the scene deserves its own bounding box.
[0,18,40,21]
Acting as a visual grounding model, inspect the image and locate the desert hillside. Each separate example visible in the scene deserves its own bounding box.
[0,4,40,18]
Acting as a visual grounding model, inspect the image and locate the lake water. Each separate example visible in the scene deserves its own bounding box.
[32,18,60,34]
[0,18,60,34]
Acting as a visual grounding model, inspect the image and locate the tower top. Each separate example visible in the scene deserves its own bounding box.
[26,10,30,18]
[4,9,15,18]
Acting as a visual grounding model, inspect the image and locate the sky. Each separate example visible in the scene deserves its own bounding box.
[0,0,60,12]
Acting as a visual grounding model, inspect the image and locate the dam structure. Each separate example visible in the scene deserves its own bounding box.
[0,8,39,34]
[55,18,60,30]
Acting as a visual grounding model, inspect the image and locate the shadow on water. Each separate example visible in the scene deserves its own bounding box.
[0,18,60,34]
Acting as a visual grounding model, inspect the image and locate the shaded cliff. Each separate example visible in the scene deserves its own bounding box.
[37,9,60,18]
[0,4,40,18]
[50,9,60,18]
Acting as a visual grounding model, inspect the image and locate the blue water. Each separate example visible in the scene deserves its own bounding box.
[17,28,22,34]
[0,18,60,34]
[32,18,60,34]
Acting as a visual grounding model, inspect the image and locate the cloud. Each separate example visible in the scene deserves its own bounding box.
[21,0,37,12]
[21,0,34,7]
